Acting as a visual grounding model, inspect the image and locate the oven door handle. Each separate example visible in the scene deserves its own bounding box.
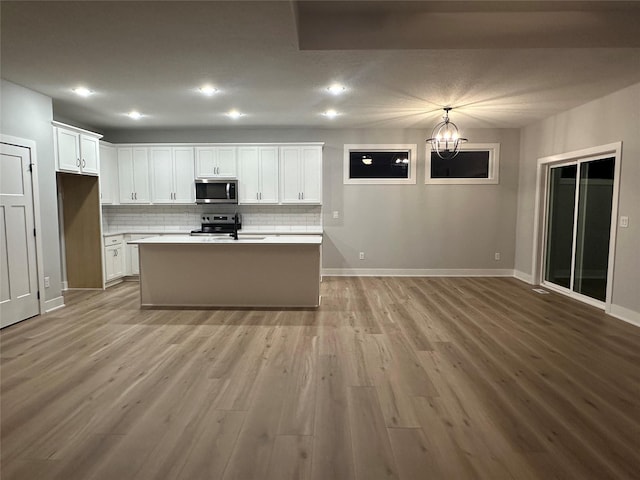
[226,182,231,199]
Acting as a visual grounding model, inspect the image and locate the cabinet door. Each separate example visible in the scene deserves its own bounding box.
[129,244,140,275]
[132,148,150,203]
[217,146,237,176]
[99,144,117,204]
[259,147,279,203]
[280,146,302,203]
[173,147,195,203]
[117,148,135,203]
[56,128,81,173]
[80,135,100,175]
[150,147,174,203]
[195,147,216,177]
[238,147,260,203]
[301,146,322,204]
[105,244,124,281]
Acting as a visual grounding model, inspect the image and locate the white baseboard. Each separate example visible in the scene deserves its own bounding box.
[608,304,640,328]
[44,296,65,313]
[514,270,535,284]
[321,268,515,277]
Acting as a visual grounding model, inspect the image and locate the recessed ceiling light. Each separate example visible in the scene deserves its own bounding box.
[73,86,93,97]
[322,109,339,119]
[226,110,244,119]
[199,85,218,96]
[127,111,142,120]
[326,84,346,95]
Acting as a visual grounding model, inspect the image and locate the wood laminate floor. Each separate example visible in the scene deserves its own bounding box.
[1,277,639,480]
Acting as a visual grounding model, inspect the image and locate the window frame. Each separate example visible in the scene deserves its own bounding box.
[425,142,500,185]
[344,144,417,185]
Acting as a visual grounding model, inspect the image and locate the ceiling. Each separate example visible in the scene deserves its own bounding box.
[2,1,640,132]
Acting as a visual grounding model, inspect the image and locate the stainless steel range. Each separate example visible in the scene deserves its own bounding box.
[190,213,241,240]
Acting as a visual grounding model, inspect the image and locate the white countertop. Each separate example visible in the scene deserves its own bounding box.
[104,226,323,237]
[129,235,322,245]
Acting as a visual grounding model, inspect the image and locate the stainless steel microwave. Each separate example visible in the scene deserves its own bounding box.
[195,178,238,204]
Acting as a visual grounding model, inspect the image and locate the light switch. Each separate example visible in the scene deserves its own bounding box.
[620,216,629,228]
[332,211,340,219]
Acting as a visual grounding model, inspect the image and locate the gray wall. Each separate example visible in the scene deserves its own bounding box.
[105,127,521,272]
[1,79,63,302]
[515,82,640,315]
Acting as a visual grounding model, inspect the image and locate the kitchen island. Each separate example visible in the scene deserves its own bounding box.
[130,235,322,308]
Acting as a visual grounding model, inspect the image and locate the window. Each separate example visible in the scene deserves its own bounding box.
[425,143,500,185]
[344,144,417,184]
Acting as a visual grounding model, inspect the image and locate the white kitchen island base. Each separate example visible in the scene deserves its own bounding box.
[134,236,322,308]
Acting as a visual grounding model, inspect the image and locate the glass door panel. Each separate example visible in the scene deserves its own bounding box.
[544,165,577,289]
[573,157,615,301]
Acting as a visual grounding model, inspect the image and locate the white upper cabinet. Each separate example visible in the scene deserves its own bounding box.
[150,146,195,204]
[280,145,322,204]
[79,135,100,175]
[99,142,118,204]
[195,146,237,177]
[118,147,150,203]
[53,122,102,175]
[238,146,279,204]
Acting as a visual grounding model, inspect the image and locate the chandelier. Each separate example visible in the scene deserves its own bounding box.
[426,107,467,160]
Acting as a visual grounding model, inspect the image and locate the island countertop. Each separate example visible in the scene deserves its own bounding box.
[129,234,322,245]
[133,234,322,308]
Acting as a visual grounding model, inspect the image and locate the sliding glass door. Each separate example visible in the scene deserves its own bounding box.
[543,157,615,303]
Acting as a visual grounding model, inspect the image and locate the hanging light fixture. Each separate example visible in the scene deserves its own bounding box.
[426,107,467,160]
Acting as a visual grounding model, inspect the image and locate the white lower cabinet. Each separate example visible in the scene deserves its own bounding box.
[104,235,125,282]
[126,234,155,275]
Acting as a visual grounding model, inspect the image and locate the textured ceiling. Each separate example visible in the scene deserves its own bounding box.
[2,1,640,132]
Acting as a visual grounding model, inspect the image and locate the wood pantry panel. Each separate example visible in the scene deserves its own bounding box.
[59,173,102,288]
[1,277,639,480]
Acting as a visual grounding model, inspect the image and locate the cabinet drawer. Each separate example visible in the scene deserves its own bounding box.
[104,235,124,246]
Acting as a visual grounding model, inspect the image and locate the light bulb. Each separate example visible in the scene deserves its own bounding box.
[127,111,142,120]
[199,85,218,96]
[73,87,93,97]
[326,84,346,95]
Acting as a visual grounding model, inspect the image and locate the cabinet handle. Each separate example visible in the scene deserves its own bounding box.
[256,192,259,200]
[114,250,118,257]
[301,192,304,200]
[82,159,86,168]
[131,192,134,200]
[77,158,81,167]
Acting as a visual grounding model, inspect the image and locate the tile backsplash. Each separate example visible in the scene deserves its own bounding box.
[102,204,322,233]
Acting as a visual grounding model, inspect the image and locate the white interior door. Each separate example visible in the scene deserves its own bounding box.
[1,143,40,328]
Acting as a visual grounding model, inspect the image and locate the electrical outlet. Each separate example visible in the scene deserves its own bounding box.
[332,211,340,219]
[44,276,50,288]
[619,216,629,228]
[359,252,365,260]
[494,252,501,261]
